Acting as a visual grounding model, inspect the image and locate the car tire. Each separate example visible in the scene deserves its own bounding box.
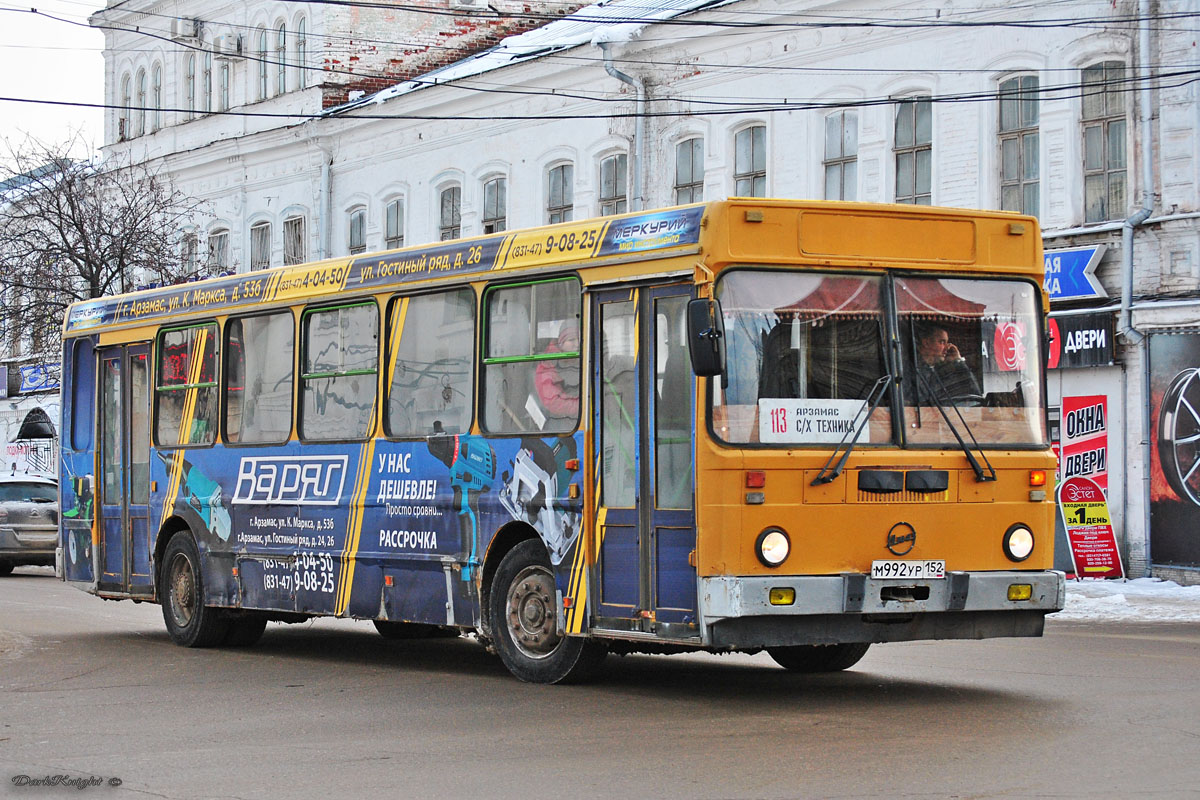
[0,561,13,577]
[159,532,230,648]
[489,538,606,684]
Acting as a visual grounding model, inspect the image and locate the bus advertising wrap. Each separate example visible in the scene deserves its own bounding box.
[63,205,706,332]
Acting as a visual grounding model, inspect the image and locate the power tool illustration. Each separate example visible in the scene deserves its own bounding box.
[154,451,232,541]
[427,422,496,581]
[498,437,580,565]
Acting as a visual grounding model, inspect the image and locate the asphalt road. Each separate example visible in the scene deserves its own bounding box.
[2,566,1198,799]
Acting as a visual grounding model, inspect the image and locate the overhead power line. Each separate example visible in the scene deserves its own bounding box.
[2,67,1195,123]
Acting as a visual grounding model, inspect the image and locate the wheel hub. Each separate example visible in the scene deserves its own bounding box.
[506,565,559,659]
[168,553,195,627]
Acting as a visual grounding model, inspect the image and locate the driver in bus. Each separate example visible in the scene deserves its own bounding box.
[911,323,981,404]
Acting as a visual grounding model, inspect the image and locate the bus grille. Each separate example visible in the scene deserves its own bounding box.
[856,490,950,503]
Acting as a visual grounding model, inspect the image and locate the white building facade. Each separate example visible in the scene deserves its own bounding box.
[90,0,1200,582]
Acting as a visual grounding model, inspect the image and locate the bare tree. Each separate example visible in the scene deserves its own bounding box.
[0,135,203,355]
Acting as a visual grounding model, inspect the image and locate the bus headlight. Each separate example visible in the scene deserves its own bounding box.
[756,528,790,567]
[1003,524,1035,562]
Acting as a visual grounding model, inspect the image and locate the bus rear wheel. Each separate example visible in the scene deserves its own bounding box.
[489,539,606,684]
[160,532,230,648]
[767,643,871,673]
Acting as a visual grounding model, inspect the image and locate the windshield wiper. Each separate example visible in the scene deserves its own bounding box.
[811,374,894,486]
[911,366,997,482]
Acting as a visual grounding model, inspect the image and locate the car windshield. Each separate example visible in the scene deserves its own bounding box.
[0,482,56,502]
[711,270,1047,448]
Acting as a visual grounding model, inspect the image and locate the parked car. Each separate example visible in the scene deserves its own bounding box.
[0,475,58,576]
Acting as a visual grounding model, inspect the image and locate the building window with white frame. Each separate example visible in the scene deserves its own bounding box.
[250,222,272,270]
[824,110,858,201]
[135,68,147,137]
[220,61,230,111]
[599,154,628,216]
[276,24,287,95]
[998,75,1039,216]
[119,74,131,139]
[385,199,404,249]
[547,163,573,224]
[734,125,766,197]
[297,18,307,90]
[181,233,198,275]
[1082,60,1126,223]
[283,216,306,265]
[207,229,229,271]
[348,209,366,254]
[257,30,268,100]
[482,177,506,233]
[203,52,212,113]
[151,64,162,132]
[675,138,704,204]
[440,187,461,240]
[894,96,932,205]
[185,56,196,118]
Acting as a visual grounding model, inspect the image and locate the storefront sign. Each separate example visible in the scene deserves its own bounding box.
[1044,245,1107,303]
[1058,476,1124,579]
[18,363,59,393]
[1061,395,1108,492]
[1047,313,1115,370]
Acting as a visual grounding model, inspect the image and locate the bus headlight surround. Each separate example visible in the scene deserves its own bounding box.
[1003,523,1035,562]
[756,527,790,567]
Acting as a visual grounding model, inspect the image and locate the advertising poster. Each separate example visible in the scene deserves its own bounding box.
[1149,333,1200,568]
[1058,476,1124,579]
[1060,395,1108,492]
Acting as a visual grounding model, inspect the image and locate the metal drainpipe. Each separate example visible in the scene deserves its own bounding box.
[311,133,334,260]
[599,41,645,211]
[1117,0,1156,575]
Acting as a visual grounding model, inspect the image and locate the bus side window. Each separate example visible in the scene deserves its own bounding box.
[225,312,294,444]
[387,289,475,437]
[300,303,378,441]
[155,323,219,446]
[482,278,581,434]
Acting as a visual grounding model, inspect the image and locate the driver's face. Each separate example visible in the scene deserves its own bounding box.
[919,330,949,364]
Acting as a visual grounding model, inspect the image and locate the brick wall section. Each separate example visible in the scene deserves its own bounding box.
[317,1,591,109]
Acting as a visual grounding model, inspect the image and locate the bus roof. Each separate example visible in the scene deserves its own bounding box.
[62,199,1041,336]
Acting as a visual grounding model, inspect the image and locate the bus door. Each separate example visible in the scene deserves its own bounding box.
[97,344,153,596]
[592,285,697,637]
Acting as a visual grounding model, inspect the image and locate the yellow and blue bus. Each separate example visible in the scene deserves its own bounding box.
[57,199,1063,683]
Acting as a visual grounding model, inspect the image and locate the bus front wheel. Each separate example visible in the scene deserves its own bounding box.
[160,532,231,648]
[489,539,606,684]
[767,643,871,673]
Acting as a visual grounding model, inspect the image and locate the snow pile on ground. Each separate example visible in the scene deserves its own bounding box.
[1056,577,1200,623]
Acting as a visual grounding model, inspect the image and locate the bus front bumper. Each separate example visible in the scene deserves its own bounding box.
[699,571,1065,649]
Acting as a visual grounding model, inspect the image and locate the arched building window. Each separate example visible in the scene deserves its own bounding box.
[276,24,287,95]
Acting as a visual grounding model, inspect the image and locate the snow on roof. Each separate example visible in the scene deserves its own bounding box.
[328,0,734,114]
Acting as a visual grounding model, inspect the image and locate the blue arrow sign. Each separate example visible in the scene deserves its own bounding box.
[1044,245,1107,302]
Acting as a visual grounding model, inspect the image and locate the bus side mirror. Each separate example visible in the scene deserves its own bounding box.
[687,298,726,377]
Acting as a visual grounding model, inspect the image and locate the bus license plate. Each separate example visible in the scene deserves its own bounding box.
[870,560,946,580]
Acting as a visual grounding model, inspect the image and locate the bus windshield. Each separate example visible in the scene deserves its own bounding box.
[712,270,1047,448]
